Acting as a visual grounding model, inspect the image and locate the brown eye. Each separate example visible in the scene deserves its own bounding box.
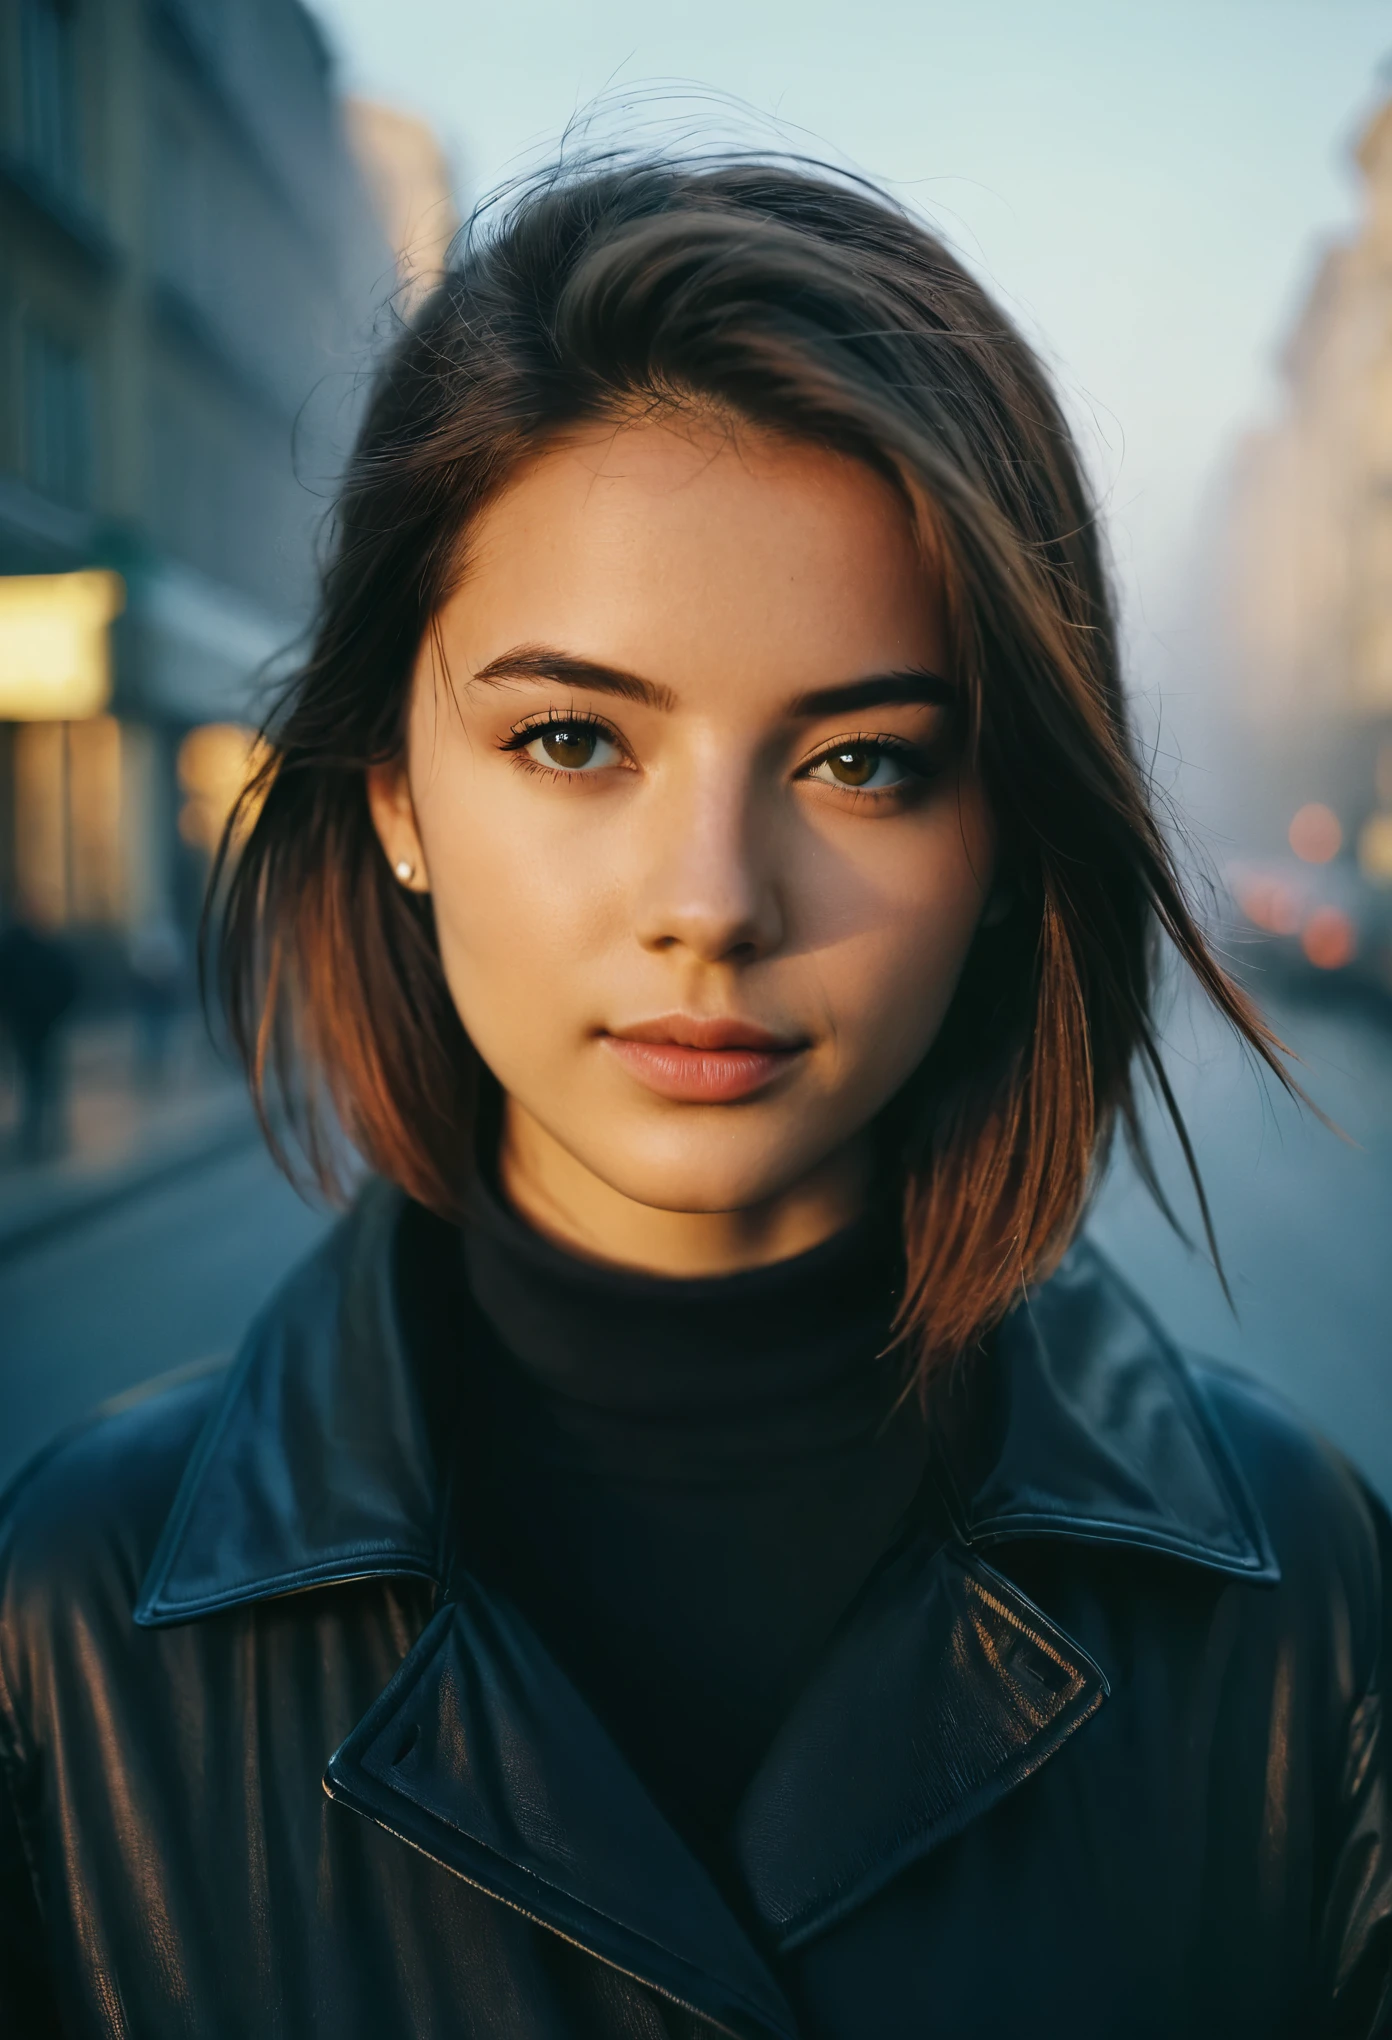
[540,726,597,768]
[806,741,914,792]
[826,745,875,786]
[515,719,622,773]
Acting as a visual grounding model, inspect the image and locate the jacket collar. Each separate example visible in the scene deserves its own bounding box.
[965,1240,1277,1580]
[135,1180,1274,1629]
[324,1579,804,2040]
[131,1182,1277,2008]
[319,1526,1107,2033]
[135,1180,443,1626]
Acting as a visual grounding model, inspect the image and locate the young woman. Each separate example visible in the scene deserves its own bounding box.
[2,158,1388,2039]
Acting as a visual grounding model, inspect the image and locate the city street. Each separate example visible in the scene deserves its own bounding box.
[1,982,1389,1501]
[1089,979,1392,1503]
[0,1139,330,1490]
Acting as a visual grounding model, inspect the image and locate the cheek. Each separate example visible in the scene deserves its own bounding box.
[807,796,993,1075]
[411,764,619,1039]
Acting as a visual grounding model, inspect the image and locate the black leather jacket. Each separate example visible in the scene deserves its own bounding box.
[2,1182,1390,2037]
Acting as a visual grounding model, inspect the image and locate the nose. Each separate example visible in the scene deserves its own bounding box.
[631,760,785,964]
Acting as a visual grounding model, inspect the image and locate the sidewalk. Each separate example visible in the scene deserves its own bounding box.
[0,1012,260,1260]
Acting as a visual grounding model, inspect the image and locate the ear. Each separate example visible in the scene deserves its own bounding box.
[366,760,430,893]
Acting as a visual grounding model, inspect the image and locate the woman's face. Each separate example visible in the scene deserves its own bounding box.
[370,413,995,1268]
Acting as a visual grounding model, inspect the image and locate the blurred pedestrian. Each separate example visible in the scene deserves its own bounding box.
[0,912,79,1161]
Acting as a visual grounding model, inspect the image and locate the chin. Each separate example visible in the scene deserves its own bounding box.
[585,1127,827,1218]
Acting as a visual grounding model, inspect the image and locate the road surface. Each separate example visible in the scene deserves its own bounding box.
[0,1140,331,1489]
[1089,979,1392,1501]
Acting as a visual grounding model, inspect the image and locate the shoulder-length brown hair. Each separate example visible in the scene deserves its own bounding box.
[215,153,1287,1385]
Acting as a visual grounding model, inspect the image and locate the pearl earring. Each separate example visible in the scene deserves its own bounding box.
[394,859,415,884]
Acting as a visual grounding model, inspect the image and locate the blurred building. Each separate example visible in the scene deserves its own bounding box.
[1218,89,1392,877]
[0,0,446,992]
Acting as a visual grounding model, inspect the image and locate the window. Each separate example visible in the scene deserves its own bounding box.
[23,327,93,507]
[19,0,81,197]
[12,717,128,928]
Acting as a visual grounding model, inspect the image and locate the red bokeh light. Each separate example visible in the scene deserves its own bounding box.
[1235,877,1301,935]
[1288,803,1342,864]
[1301,905,1356,970]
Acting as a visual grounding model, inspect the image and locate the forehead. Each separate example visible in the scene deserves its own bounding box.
[436,415,946,705]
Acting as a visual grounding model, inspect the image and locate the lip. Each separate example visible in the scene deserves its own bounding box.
[600,1013,808,1103]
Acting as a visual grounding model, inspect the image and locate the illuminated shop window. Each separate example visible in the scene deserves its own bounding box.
[13,716,126,928]
[0,571,122,721]
[13,722,69,928]
[177,723,265,858]
[68,714,123,922]
[1,572,131,930]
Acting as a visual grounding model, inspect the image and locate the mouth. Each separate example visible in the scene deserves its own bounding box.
[600,1014,809,1104]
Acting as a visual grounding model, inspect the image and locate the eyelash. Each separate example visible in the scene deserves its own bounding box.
[498,708,615,746]
[497,709,629,776]
[498,711,940,798]
[799,731,937,800]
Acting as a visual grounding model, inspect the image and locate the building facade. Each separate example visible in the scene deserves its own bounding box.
[1218,91,1392,874]
[0,0,405,976]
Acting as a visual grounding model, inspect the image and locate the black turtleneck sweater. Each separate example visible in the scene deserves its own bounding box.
[432,1181,932,1868]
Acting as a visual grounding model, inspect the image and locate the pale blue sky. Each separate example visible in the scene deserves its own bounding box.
[308,0,1389,686]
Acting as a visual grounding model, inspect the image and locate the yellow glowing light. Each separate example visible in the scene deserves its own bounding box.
[1377,742,1392,808]
[0,570,125,720]
[1288,802,1342,864]
[177,722,266,856]
[1359,811,1392,886]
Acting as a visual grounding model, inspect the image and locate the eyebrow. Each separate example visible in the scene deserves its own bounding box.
[470,647,678,712]
[469,645,955,719]
[786,672,956,718]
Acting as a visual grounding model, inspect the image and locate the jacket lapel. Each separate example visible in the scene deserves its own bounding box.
[135,1197,1276,1634]
[967,1242,1278,1579]
[135,1182,442,1626]
[324,1579,798,2040]
[131,1185,1279,1991]
[733,1532,1107,1953]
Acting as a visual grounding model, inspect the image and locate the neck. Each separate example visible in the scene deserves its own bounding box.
[496,1100,875,1278]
